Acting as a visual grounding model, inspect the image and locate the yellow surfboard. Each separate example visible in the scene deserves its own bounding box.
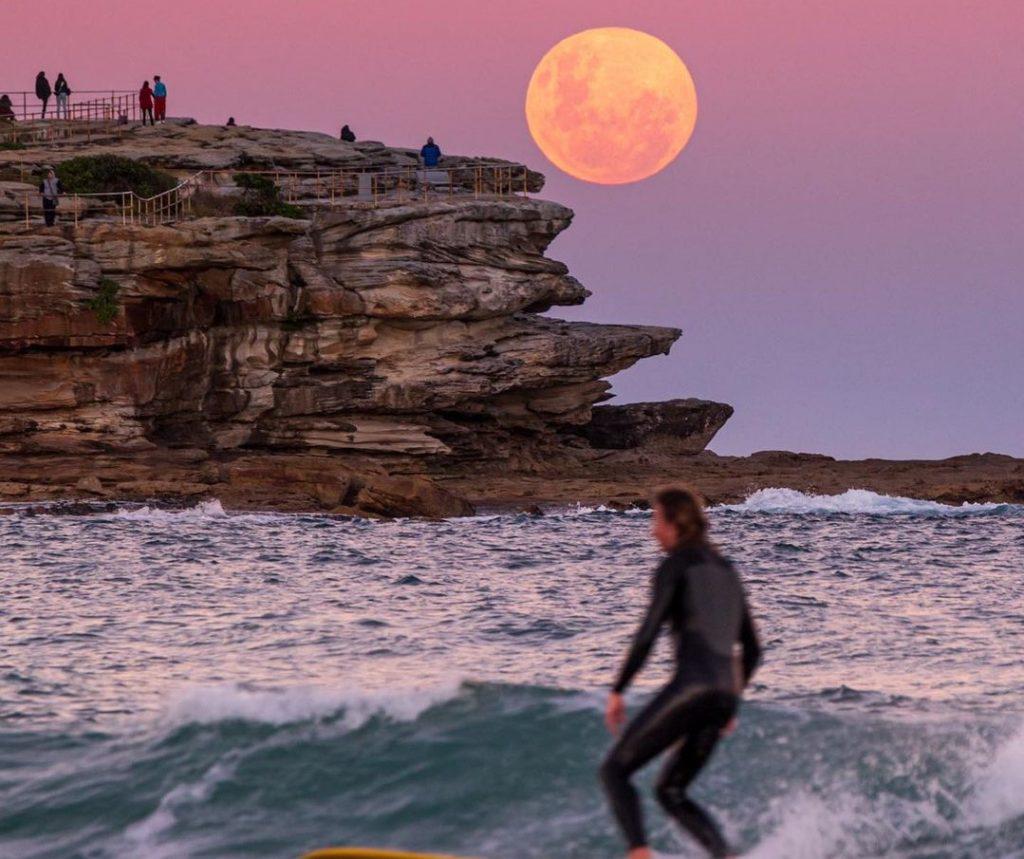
[302,849,476,859]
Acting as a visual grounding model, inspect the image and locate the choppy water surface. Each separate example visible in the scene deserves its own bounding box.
[1,489,1023,858]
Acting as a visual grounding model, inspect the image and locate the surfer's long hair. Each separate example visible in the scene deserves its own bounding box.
[653,485,708,548]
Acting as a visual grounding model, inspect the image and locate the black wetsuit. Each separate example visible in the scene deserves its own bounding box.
[600,543,762,857]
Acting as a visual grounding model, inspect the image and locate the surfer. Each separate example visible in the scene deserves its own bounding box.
[600,485,762,859]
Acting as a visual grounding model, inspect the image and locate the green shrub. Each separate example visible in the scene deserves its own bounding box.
[58,155,176,197]
[0,140,26,151]
[232,173,305,219]
[88,278,120,324]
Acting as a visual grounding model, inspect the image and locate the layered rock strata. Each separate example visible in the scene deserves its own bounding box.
[0,123,730,515]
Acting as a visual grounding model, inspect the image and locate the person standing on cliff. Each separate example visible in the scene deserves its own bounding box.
[139,81,154,126]
[420,136,442,167]
[600,486,761,859]
[54,74,71,120]
[153,75,167,123]
[35,72,52,119]
[39,168,64,227]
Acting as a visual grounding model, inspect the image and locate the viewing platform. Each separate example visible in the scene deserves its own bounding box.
[0,118,542,228]
[1,89,138,123]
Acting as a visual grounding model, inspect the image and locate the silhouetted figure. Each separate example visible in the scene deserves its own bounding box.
[35,72,51,119]
[420,136,441,167]
[54,74,71,119]
[0,94,15,122]
[340,124,356,142]
[226,116,236,127]
[139,81,154,126]
[153,75,167,123]
[39,168,63,227]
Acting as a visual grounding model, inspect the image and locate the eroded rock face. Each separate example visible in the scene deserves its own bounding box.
[0,126,725,516]
[581,399,734,453]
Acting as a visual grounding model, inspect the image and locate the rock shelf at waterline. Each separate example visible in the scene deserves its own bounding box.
[1,122,1022,516]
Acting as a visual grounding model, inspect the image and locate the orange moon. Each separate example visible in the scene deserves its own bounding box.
[525,27,698,185]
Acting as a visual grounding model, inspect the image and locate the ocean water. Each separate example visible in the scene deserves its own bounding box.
[1,489,1023,859]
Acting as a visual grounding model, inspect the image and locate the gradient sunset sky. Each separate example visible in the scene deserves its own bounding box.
[6,0,1021,458]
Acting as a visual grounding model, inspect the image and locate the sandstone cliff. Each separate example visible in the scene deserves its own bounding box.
[0,122,731,516]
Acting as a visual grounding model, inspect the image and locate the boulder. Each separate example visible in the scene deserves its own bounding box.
[581,399,733,453]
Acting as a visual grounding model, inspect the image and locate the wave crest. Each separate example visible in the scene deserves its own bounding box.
[161,679,465,729]
[718,488,1017,516]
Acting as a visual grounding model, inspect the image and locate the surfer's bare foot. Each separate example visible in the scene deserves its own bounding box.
[626,848,652,859]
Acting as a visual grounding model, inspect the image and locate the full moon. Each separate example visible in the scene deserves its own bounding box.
[525,27,698,185]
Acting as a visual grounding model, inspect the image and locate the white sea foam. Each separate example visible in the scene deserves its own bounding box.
[112,498,230,521]
[718,487,1015,516]
[747,791,854,858]
[109,498,303,525]
[122,757,237,857]
[161,678,465,729]
[967,721,1024,827]
[544,503,648,518]
[747,785,950,859]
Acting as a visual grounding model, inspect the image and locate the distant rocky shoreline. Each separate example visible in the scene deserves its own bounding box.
[1,449,1020,518]
[1,122,1019,518]
[440,450,1024,513]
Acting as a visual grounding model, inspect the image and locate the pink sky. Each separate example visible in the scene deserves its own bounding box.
[4,0,1022,457]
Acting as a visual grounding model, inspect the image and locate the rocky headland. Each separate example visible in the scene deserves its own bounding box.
[1,121,1021,516]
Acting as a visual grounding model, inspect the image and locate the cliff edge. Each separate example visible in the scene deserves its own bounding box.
[0,122,730,515]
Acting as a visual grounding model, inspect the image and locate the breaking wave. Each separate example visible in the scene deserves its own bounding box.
[3,682,1024,858]
[719,487,1020,516]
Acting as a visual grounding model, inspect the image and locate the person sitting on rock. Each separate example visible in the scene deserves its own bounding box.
[340,124,356,142]
[39,168,64,227]
[420,136,442,167]
[35,71,51,118]
[139,81,154,126]
[226,116,237,127]
[0,94,15,122]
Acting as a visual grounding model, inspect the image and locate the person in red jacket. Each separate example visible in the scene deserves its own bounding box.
[139,81,154,126]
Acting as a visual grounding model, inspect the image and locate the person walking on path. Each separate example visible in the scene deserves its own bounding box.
[153,76,167,123]
[139,81,154,126]
[600,486,762,859]
[35,72,51,119]
[39,168,64,227]
[54,74,71,120]
[420,136,442,167]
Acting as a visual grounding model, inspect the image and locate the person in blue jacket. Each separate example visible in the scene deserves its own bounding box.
[420,136,442,167]
[153,75,167,123]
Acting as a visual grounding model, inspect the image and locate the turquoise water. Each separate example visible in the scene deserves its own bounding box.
[2,490,1023,858]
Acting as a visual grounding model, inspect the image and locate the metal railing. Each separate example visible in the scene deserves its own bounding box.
[0,90,138,123]
[0,119,135,149]
[16,171,204,228]
[238,163,531,207]
[11,163,531,229]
